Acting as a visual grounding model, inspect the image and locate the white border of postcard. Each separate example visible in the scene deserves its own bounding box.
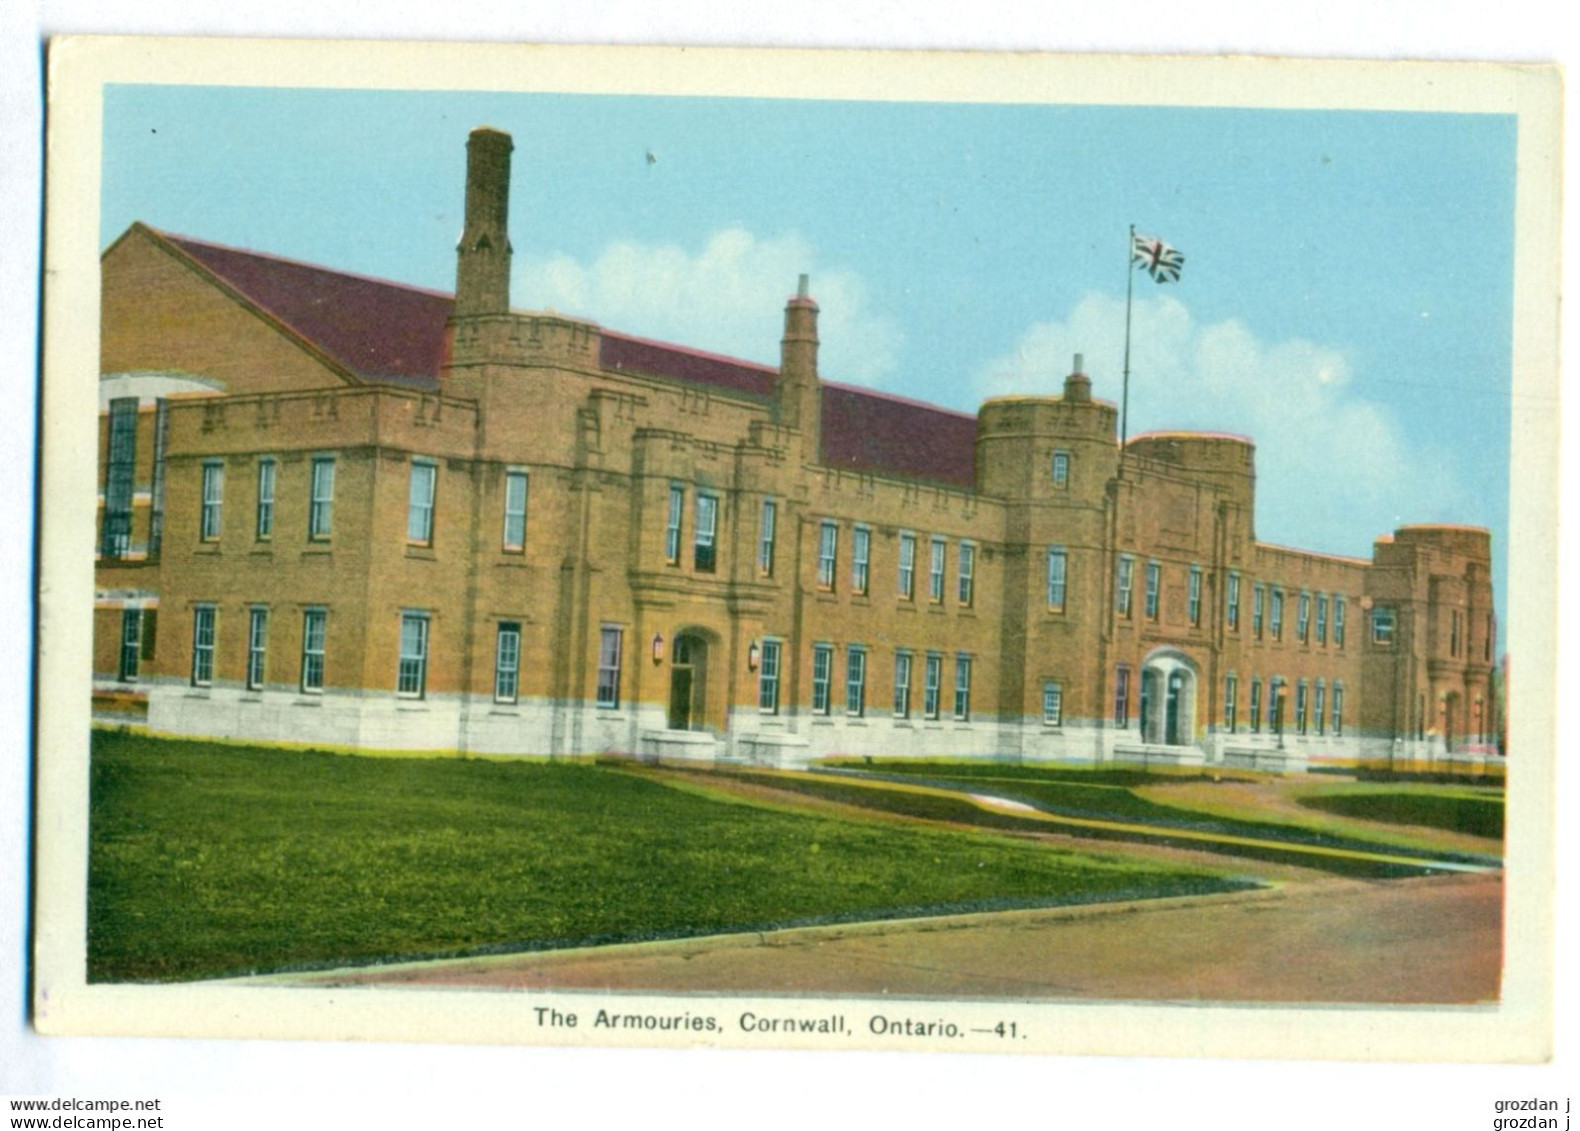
[35,36,1561,1062]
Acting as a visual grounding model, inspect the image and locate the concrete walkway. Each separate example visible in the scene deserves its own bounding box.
[284,871,1501,1005]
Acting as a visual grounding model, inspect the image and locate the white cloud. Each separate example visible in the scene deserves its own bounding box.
[974,293,1465,556]
[516,228,902,383]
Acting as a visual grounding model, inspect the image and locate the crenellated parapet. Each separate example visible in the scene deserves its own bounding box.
[447,312,601,371]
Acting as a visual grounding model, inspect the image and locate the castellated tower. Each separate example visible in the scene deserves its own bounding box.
[975,355,1120,504]
[976,357,1123,748]
[774,274,822,462]
[441,126,600,448]
[453,127,514,318]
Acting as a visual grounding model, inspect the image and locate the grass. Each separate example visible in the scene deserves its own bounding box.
[711,768,1486,877]
[1296,789,1504,839]
[801,761,1501,868]
[88,731,1249,983]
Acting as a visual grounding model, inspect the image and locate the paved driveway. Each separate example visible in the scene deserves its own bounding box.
[286,871,1501,1005]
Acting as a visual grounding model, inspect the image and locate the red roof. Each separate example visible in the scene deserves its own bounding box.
[822,384,978,488]
[600,331,775,399]
[160,230,451,386]
[146,227,980,489]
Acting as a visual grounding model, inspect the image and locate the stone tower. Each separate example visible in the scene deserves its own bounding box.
[453,127,514,318]
[775,274,822,462]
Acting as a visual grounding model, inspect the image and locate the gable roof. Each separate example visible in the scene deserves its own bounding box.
[129,227,980,489]
[155,228,452,387]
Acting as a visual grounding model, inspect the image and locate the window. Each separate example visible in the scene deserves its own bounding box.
[191,605,216,686]
[1043,680,1063,727]
[119,608,141,682]
[1297,592,1311,642]
[1114,666,1131,727]
[846,647,867,717]
[893,651,913,718]
[958,543,976,606]
[1334,596,1347,647]
[494,622,521,703]
[148,400,169,557]
[758,499,776,575]
[246,607,268,691]
[1252,583,1265,638]
[1224,673,1238,733]
[1316,594,1328,644]
[1249,677,1262,732]
[596,626,623,708]
[1051,450,1070,488]
[1226,572,1240,630]
[852,527,871,594]
[1269,678,1285,735]
[1117,556,1135,617]
[1144,560,1161,620]
[812,644,834,715]
[817,522,838,589]
[1450,609,1461,656]
[758,639,782,714]
[1332,682,1344,736]
[1295,680,1308,735]
[694,494,718,572]
[398,612,429,697]
[897,533,916,599]
[923,654,942,719]
[309,457,335,540]
[1485,613,1494,662]
[1188,565,1203,626]
[200,460,224,541]
[256,458,276,540]
[1270,588,1284,640]
[665,484,683,563]
[1371,608,1396,645]
[929,537,946,602]
[301,608,327,693]
[101,397,138,558]
[953,655,972,721]
[1047,547,1068,611]
[407,461,437,544]
[503,470,528,551]
[1315,680,1326,735]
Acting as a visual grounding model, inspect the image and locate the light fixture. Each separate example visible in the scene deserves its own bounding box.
[651,633,665,664]
[747,640,760,671]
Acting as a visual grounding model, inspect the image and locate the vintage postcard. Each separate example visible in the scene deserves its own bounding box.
[34,37,1560,1061]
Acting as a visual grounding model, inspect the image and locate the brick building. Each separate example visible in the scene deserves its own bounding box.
[93,127,1499,770]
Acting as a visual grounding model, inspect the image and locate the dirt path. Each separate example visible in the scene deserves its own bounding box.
[288,871,1501,1005]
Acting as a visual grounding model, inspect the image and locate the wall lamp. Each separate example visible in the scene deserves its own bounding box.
[651,633,665,664]
[747,640,760,671]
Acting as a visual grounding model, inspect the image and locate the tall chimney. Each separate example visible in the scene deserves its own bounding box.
[776,276,822,460]
[454,127,514,318]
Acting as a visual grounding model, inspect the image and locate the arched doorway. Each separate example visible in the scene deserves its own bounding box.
[667,632,709,731]
[1140,649,1198,748]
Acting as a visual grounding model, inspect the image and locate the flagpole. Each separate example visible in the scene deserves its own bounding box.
[1121,222,1135,456]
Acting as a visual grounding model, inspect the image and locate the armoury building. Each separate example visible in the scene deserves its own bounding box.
[93,127,1499,772]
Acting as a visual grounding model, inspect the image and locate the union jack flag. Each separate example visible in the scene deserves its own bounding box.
[1132,233,1185,284]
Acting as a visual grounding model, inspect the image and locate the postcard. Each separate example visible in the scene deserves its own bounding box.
[34,37,1560,1061]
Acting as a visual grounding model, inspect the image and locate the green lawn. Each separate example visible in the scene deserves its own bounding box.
[1295,788,1504,839]
[89,731,1249,982]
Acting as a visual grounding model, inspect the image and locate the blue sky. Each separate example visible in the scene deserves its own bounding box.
[101,85,1515,617]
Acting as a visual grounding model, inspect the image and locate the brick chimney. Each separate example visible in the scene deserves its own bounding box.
[1063,352,1093,403]
[454,127,514,318]
[776,274,822,460]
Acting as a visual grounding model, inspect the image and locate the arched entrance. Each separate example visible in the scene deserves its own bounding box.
[1140,649,1198,748]
[667,631,709,731]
